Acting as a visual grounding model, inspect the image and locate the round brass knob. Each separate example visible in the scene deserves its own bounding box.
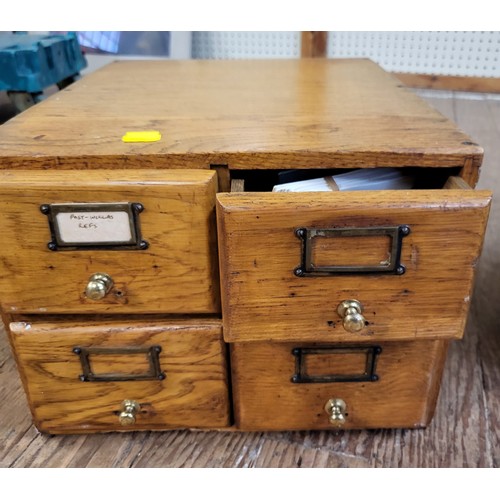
[119,400,140,426]
[85,273,114,300]
[337,299,366,333]
[324,398,347,426]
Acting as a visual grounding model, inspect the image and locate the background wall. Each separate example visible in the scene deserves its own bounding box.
[192,31,500,78]
[16,31,500,77]
[192,32,300,59]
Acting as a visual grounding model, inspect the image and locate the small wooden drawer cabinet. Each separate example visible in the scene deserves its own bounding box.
[0,59,491,433]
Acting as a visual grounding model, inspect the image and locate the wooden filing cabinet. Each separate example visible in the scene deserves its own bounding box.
[0,59,491,433]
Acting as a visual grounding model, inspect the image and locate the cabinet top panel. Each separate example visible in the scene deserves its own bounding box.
[0,59,482,170]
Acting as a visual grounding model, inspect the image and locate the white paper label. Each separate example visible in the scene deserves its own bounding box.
[55,210,133,244]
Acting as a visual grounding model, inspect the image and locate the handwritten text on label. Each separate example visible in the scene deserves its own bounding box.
[55,211,133,244]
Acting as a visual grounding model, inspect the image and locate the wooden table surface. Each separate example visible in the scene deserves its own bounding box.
[0,88,499,468]
[0,60,482,171]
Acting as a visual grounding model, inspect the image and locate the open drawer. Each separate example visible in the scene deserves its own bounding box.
[216,171,491,342]
[0,169,219,314]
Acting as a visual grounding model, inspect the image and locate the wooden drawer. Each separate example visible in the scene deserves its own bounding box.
[9,318,230,433]
[230,340,448,431]
[217,177,491,342]
[0,169,219,314]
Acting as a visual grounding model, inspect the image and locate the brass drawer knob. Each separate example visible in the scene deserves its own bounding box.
[85,273,114,300]
[324,398,347,426]
[119,400,140,426]
[337,299,366,333]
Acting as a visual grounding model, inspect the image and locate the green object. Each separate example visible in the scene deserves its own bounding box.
[0,32,87,93]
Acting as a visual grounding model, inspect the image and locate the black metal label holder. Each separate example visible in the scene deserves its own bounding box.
[73,345,166,382]
[291,345,382,384]
[40,202,148,251]
[294,225,410,277]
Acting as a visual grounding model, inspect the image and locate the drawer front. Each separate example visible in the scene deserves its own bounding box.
[217,189,491,342]
[9,318,230,433]
[230,340,448,431]
[0,169,219,314]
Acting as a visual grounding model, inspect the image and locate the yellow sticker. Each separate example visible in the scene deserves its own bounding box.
[122,130,162,143]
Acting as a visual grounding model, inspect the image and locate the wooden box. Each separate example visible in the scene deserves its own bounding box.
[0,59,491,433]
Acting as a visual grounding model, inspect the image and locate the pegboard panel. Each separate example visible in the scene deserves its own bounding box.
[192,32,300,59]
[328,32,500,77]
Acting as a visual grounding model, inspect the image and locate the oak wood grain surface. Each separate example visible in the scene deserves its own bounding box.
[395,73,500,94]
[0,90,499,468]
[0,169,219,314]
[230,340,448,431]
[8,318,230,433]
[0,60,483,171]
[217,189,490,342]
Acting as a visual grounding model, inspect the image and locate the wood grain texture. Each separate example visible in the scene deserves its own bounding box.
[1,322,493,467]
[0,60,483,171]
[0,169,219,314]
[8,318,230,433]
[230,178,245,193]
[211,165,230,192]
[217,189,491,342]
[1,90,498,468]
[454,95,500,466]
[230,340,447,431]
[444,175,472,190]
[460,157,480,188]
[395,72,500,94]
[301,32,328,58]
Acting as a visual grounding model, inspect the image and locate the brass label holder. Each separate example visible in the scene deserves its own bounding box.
[291,345,382,384]
[294,225,410,276]
[40,202,148,251]
[73,345,166,382]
